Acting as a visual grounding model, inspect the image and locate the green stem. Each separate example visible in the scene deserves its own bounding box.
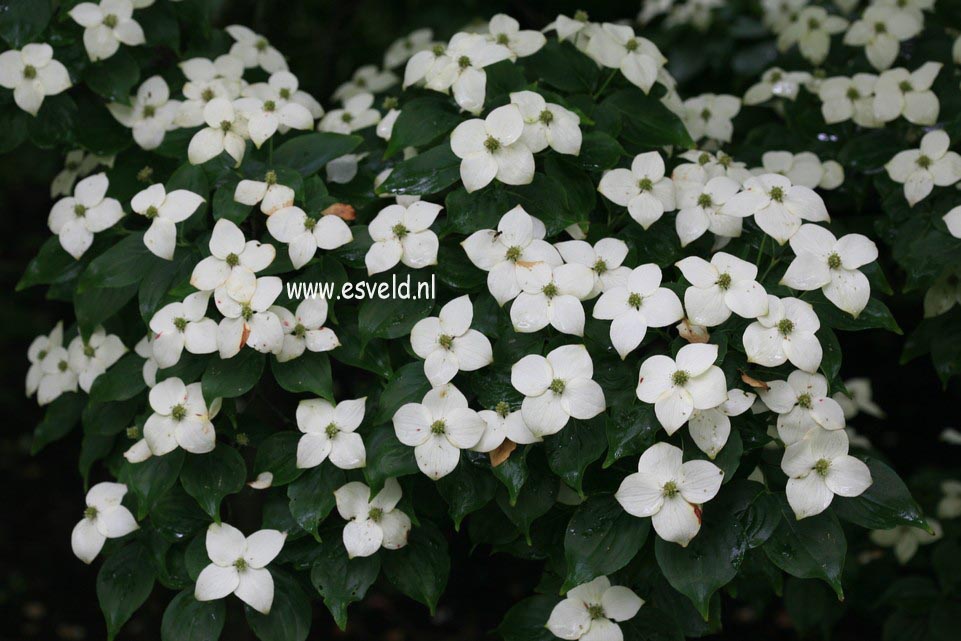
[593,68,619,99]
[755,234,767,268]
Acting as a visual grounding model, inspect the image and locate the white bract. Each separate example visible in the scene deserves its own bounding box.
[67,327,126,393]
[48,173,124,259]
[134,334,158,387]
[473,402,540,452]
[743,67,811,105]
[131,183,205,259]
[510,262,594,336]
[71,482,138,564]
[318,93,381,134]
[833,378,885,420]
[233,92,314,148]
[743,296,822,373]
[592,264,684,359]
[234,171,296,216]
[636,343,727,434]
[266,206,353,269]
[187,98,249,167]
[485,14,546,59]
[26,322,64,399]
[585,23,666,93]
[333,64,398,101]
[509,90,581,155]
[410,295,492,386]
[871,522,942,564]
[69,0,145,61]
[944,205,961,239]
[555,238,630,296]
[273,298,339,362]
[756,151,844,190]
[334,479,411,558]
[818,74,881,127]
[546,576,643,641]
[781,224,878,317]
[872,63,941,125]
[688,389,756,459]
[674,174,746,246]
[365,200,442,275]
[140,377,218,456]
[722,173,829,244]
[385,28,434,69]
[225,25,288,72]
[108,76,179,150]
[777,6,848,65]
[782,430,872,519]
[214,276,285,358]
[759,370,846,445]
[682,94,741,143]
[938,480,961,519]
[598,151,676,229]
[31,338,78,406]
[0,43,71,115]
[885,129,961,207]
[450,104,534,192]
[616,442,724,546]
[191,219,276,298]
[421,32,512,114]
[511,345,605,437]
[843,4,922,71]
[176,54,245,127]
[51,150,113,198]
[295,397,366,470]
[149,292,218,368]
[676,253,768,327]
[194,523,286,615]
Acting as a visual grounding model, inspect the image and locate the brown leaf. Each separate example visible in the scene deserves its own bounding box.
[321,202,356,221]
[677,319,710,343]
[489,439,517,467]
[739,370,770,391]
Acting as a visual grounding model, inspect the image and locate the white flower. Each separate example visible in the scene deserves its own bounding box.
[485,13,546,58]
[757,151,844,190]
[32,340,78,406]
[48,173,124,259]
[833,378,885,420]
[676,252,768,327]
[872,62,941,125]
[511,345,605,437]
[677,150,753,183]
[187,98,249,167]
[0,43,71,115]
[761,0,809,34]
[636,343,727,434]
[410,296,492,387]
[616,442,724,546]
[248,70,323,118]
[743,296,822,372]
[273,297,339,361]
[885,129,961,206]
[944,205,961,239]
[593,264,684,359]
[843,4,921,71]
[131,183,204,260]
[366,201,442,275]
[777,6,848,65]
[555,238,630,296]
[108,76,179,150]
[782,429,872,519]
[510,262,594,335]
[26,322,64,399]
[295,397,366,469]
[689,389,756,459]
[871,521,942,564]
[818,74,881,127]
[69,0,145,62]
[393,384,485,479]
[234,171,296,216]
[937,480,961,519]
[318,92,381,134]
[134,335,158,387]
[194,523,286,615]
[423,32,512,114]
[376,108,400,140]
[225,25,287,72]
[51,150,113,198]
[682,94,741,143]
[266,206,353,270]
[781,224,878,317]
[450,104,534,193]
[743,68,811,105]
[191,219,276,298]
[149,292,218,368]
[67,327,126,393]
[71,482,138,564]
[334,479,411,557]
[722,173,829,244]
[585,23,666,93]
[215,276,285,358]
[462,206,561,305]
[760,370,846,445]
[473,402,540,452]
[923,265,961,318]
[509,90,581,155]
[141,377,218,455]
[176,55,245,127]
[543,12,592,44]
[333,64,398,102]
[674,174,746,246]
[385,28,434,69]
[233,92,314,148]
[598,151,676,229]
[546,576,643,640]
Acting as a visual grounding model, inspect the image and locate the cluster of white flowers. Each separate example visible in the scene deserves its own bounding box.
[26,323,126,405]
[547,575,643,641]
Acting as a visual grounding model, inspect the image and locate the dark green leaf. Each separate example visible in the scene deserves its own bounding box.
[564,494,649,589]
[436,459,498,529]
[253,432,304,487]
[382,519,450,614]
[763,501,846,598]
[604,404,658,467]
[834,457,930,531]
[97,542,155,641]
[89,353,147,402]
[545,417,607,494]
[310,539,381,630]
[386,96,464,156]
[202,349,265,399]
[245,571,312,641]
[271,351,333,400]
[273,132,363,176]
[180,446,247,519]
[497,594,558,641]
[121,449,185,518]
[287,465,345,539]
[0,0,51,46]
[32,392,85,454]
[363,424,419,494]
[84,51,140,104]
[377,143,460,196]
[161,590,225,641]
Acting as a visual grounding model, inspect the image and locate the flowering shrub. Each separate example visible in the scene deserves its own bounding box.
[7,0,955,640]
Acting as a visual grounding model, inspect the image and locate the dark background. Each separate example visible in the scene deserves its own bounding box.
[2,1,958,639]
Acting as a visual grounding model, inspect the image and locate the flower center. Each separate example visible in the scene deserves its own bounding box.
[717,272,732,289]
[241,304,254,321]
[174,317,188,332]
[369,507,383,522]
[846,87,860,100]
[255,38,269,52]
[625,38,639,52]
[697,193,713,208]
[143,104,156,118]
[662,480,680,498]
[807,17,821,30]
[234,557,248,570]
[39,349,48,360]
[83,344,96,358]
[225,252,240,267]
[698,153,711,165]
[874,21,887,34]
[201,87,215,101]
[700,108,712,121]
[505,246,522,262]
[356,77,367,87]
[84,506,98,519]
[718,154,733,168]
[74,204,87,217]
[587,604,606,620]
[496,33,510,46]
[438,334,454,349]
[495,401,511,418]
[549,378,566,394]
[325,422,339,438]
[383,96,399,110]
[917,155,932,169]
[542,282,558,298]
[777,318,794,336]
[898,80,913,93]
[144,205,159,219]
[538,109,554,125]
[341,112,354,123]
[126,426,140,439]
[484,136,500,152]
[220,120,232,132]
[292,323,306,338]
[672,370,689,386]
[103,14,118,28]
[628,292,643,309]
[770,71,783,82]
[432,44,445,56]
[593,259,608,274]
[138,166,154,182]
[797,393,813,409]
[279,88,291,100]
[430,419,447,435]
[265,171,278,186]
[171,404,187,421]
[814,458,831,477]
[574,10,589,21]
[392,223,409,238]
[23,65,37,79]
[637,177,653,191]
[827,253,842,269]
[58,360,69,372]
[304,217,318,231]
[769,186,785,202]
[458,55,472,69]
[263,100,276,112]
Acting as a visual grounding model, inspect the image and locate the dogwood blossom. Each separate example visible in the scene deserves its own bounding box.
[334,479,411,557]
[743,67,811,105]
[546,576,643,641]
[688,389,756,458]
[0,43,71,116]
[485,13,546,59]
[509,91,581,155]
[585,23,666,93]
[134,335,158,387]
[266,205,353,269]
[233,91,314,148]
[818,74,881,127]
[683,94,740,143]
[676,150,752,183]
[593,264,684,359]
[108,76,179,150]
[511,345,605,437]
[31,339,78,406]
[26,322,64,399]
[872,63,941,125]
[215,277,285,358]
[743,296,822,372]
[195,523,286,615]
[141,377,217,455]
[273,298,339,362]
[191,219,276,300]
[69,0,145,62]
[555,238,630,296]
[234,171,296,216]
[48,172,124,259]
[225,25,287,72]
[885,129,961,206]
[675,174,746,246]
[393,384,485,479]
[176,55,245,127]
[756,151,845,190]
[295,397,366,469]
[722,173,829,244]
[131,183,204,260]
[510,262,594,335]
[423,32,512,113]
[871,521,942,564]
[67,328,126,393]
[636,343,727,434]
[543,12,592,45]
[777,6,848,65]
[844,4,921,71]
[385,28,434,69]
[760,370,846,445]
[676,253,768,327]
[782,429,872,519]
[450,104,534,192]
[366,200,442,275]
[781,224,878,317]
[410,296,492,386]
[318,92,381,134]
[598,151,676,229]
[616,442,724,545]
[473,402,540,452]
[71,482,138,564]
[333,65,398,101]
[923,265,961,318]
[833,378,885,420]
[51,150,113,198]
[187,98,249,167]
[149,292,218,368]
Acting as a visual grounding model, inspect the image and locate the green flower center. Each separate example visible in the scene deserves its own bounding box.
[628,292,643,309]
[538,109,554,125]
[265,171,278,186]
[292,323,306,338]
[898,80,913,93]
[137,166,154,183]
[814,458,831,477]
[356,77,367,87]
[430,419,446,435]
[83,345,95,358]
[39,349,48,360]
[201,88,215,101]
[542,282,558,298]
[846,87,860,100]
[777,318,794,336]
[74,204,87,217]
[103,14,118,28]
[807,18,821,30]
[587,604,606,620]
[505,246,522,262]
[496,33,510,46]
[769,186,785,202]
[458,55,471,69]
[241,304,254,321]
[593,259,608,274]
[126,426,140,439]
[574,10,589,21]
[432,44,445,56]
[279,88,291,100]
[171,404,187,421]
[917,155,932,169]
[698,153,711,165]
[797,393,813,409]
[144,205,159,219]
[58,360,69,372]
[174,317,188,332]
[143,104,156,118]
[671,370,689,386]
[392,223,409,238]
[325,422,339,438]
[717,272,732,289]
[700,108,712,121]
[255,38,268,52]
[369,507,383,522]
[874,21,887,34]
[697,193,713,208]
[827,253,842,269]
[226,252,240,267]
[662,480,680,498]
[484,136,500,152]
[341,112,353,123]
[23,65,37,79]
[236,433,250,446]
[382,97,399,111]
[220,120,232,132]
[263,100,276,112]
[718,154,733,168]
[625,38,639,52]
[304,217,318,231]
[84,506,98,519]
[638,177,653,191]
[549,378,566,394]
[438,334,454,349]
[770,71,783,82]
[495,401,511,418]
[234,557,248,570]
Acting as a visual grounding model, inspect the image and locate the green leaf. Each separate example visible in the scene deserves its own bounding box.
[82,398,141,436]
[253,432,304,487]
[273,132,363,175]
[0,0,52,47]
[373,361,431,424]
[149,485,210,542]
[161,590,225,641]
[29,93,77,148]
[17,236,85,290]
[577,131,624,172]
[287,465,345,539]
[180,446,247,520]
[545,154,596,222]
[436,459,498,529]
[545,417,607,494]
[358,277,435,341]
[564,494,649,589]
[32,392,85,454]
[838,129,902,172]
[386,96,464,157]
[80,433,115,485]
[604,404,659,467]
[444,186,512,235]
[504,173,578,235]
[84,51,140,104]
[139,248,198,324]
[122,449,185,518]
[89,353,148,402]
[74,92,132,156]
[497,594,558,641]
[523,40,599,94]
[363,424,419,494]
[310,539,381,630]
[97,542,156,641]
[202,349,265,399]
[75,283,139,335]
[382,519,450,614]
[271,352,333,400]
[245,571,312,641]
[603,88,694,149]
[377,143,461,196]
[80,232,161,290]
[834,457,930,532]
[212,181,252,223]
[0,104,29,153]
[811,294,902,334]
[496,452,557,540]
[763,501,846,598]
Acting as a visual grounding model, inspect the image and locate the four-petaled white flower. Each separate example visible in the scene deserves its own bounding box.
[188,98,249,167]
[555,238,630,297]
[760,370,846,445]
[743,296,822,373]
[756,151,844,191]
[318,92,381,134]
[108,76,179,150]
[26,322,64,400]
[843,4,922,71]
[176,54,245,127]
[385,28,434,69]
[586,23,667,93]
[871,521,942,564]
[485,14,546,59]
[71,482,138,564]
[333,64,398,101]
[885,129,961,207]
[233,91,314,148]
[131,183,205,260]
[782,429,872,519]
[509,90,582,155]
[31,336,78,406]
[334,479,411,558]
[0,43,71,115]
[266,205,353,269]
[194,522,286,615]
[510,262,594,336]
[51,150,113,198]
[225,25,288,72]
[593,264,684,359]
[410,295,492,387]
[743,67,811,105]
[944,205,961,240]
[149,292,218,368]
[872,63,941,125]
[214,276,285,358]
[722,173,829,244]
[450,104,534,193]
[546,576,644,641]
[781,224,878,317]
[295,397,366,469]
[675,174,746,246]
[191,219,276,301]
[511,345,606,437]
[616,442,724,546]
[777,6,848,65]
[139,377,218,455]
[636,343,728,434]
[272,297,339,361]
[473,402,541,452]
[48,173,124,259]
[67,327,127,392]
[676,253,769,327]
[366,200,442,275]
[135,334,158,387]
[598,151,676,229]
[689,389,756,459]
[424,32,512,114]
[234,170,296,216]
[69,0,146,62]
[818,74,881,127]
[683,94,741,143]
